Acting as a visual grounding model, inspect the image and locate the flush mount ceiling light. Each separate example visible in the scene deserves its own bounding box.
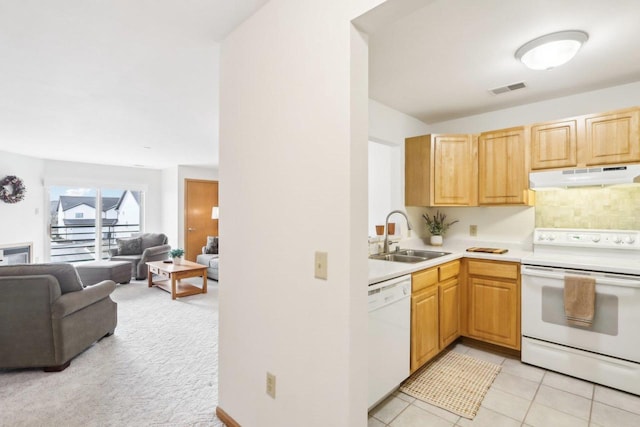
[515,30,588,70]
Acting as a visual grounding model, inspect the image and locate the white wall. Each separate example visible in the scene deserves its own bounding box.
[368,141,398,235]
[430,81,640,134]
[0,151,45,262]
[369,98,431,143]
[407,206,535,247]
[368,99,430,236]
[218,1,381,425]
[160,167,179,247]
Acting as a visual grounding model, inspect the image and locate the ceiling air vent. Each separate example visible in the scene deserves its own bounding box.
[490,82,527,95]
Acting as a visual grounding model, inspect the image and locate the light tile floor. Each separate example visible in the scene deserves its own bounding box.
[368,343,640,427]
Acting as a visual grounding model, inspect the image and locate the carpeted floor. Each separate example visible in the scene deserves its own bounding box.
[0,278,223,427]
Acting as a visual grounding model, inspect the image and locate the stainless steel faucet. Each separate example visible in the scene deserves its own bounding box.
[383,210,413,253]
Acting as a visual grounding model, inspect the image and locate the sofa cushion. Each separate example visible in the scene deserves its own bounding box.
[117,237,142,255]
[205,236,219,254]
[139,233,167,251]
[195,254,219,281]
[0,263,84,294]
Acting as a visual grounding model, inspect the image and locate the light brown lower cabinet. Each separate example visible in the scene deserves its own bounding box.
[411,285,439,372]
[410,260,460,373]
[465,259,521,350]
[439,277,460,349]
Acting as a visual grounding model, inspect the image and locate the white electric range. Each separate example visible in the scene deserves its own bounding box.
[521,228,640,395]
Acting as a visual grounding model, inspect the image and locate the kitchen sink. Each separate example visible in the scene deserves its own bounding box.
[369,249,451,263]
[368,253,428,263]
[395,249,451,259]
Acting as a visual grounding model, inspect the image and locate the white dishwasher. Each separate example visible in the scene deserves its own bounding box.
[368,274,411,409]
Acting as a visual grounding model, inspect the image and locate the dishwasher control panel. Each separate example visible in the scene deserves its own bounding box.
[368,274,411,312]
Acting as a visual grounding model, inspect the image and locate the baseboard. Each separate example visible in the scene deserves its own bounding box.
[216,406,241,427]
[460,336,521,359]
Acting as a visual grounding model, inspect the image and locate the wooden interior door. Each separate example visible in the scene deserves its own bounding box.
[185,179,218,261]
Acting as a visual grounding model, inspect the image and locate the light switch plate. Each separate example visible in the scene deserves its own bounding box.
[315,251,328,280]
[266,372,276,398]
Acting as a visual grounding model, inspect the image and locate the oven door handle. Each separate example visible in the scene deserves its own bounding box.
[521,265,640,288]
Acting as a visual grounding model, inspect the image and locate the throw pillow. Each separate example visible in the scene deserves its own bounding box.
[117,237,142,255]
[205,236,219,254]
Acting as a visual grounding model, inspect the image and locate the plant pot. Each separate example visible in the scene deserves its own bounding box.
[430,235,443,246]
[387,223,396,235]
[173,257,183,265]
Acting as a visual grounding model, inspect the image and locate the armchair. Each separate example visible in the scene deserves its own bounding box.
[0,263,117,371]
[109,232,170,279]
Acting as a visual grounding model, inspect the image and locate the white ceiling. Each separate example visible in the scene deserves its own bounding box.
[3,1,640,169]
[368,0,640,124]
[0,0,268,169]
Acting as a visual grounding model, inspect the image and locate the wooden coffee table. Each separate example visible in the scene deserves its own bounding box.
[146,260,208,300]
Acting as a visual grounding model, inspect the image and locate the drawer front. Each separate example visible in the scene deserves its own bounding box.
[467,260,518,280]
[149,264,169,279]
[439,260,460,282]
[412,268,438,293]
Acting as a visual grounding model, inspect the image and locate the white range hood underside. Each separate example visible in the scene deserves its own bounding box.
[529,165,640,190]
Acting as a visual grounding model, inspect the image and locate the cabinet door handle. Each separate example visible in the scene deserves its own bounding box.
[188,228,195,231]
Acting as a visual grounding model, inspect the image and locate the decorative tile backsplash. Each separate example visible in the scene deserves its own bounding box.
[535,187,640,229]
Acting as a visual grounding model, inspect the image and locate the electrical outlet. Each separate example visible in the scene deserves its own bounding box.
[266,372,276,398]
[314,251,328,280]
[470,225,478,237]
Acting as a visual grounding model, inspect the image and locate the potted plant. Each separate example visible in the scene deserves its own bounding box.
[422,211,458,246]
[169,248,185,264]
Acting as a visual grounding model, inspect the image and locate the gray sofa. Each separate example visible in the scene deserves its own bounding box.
[196,236,219,281]
[196,249,219,281]
[109,232,171,280]
[0,263,117,371]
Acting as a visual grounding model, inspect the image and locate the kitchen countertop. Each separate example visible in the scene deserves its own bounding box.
[369,238,532,285]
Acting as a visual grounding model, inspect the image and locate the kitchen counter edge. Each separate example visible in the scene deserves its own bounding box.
[368,246,531,285]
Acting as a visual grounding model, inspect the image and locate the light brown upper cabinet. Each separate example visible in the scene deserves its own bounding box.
[584,108,640,166]
[478,126,532,205]
[531,107,640,170]
[405,134,477,206]
[531,119,578,170]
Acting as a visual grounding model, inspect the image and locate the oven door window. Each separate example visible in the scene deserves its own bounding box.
[541,286,618,336]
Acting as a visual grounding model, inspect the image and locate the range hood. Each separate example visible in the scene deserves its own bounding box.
[529,164,640,189]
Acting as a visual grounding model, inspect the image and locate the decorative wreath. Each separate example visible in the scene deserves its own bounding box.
[0,175,26,204]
